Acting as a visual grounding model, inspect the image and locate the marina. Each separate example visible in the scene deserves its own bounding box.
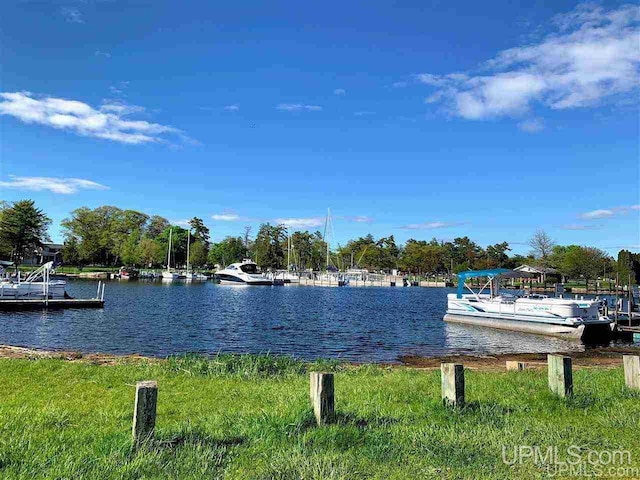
[0,279,636,362]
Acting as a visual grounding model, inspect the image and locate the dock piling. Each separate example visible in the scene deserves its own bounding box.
[441,363,465,407]
[132,380,158,446]
[623,355,640,390]
[548,355,573,398]
[310,372,335,425]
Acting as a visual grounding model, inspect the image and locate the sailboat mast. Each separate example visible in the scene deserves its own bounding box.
[167,228,172,271]
[287,232,291,271]
[187,229,190,275]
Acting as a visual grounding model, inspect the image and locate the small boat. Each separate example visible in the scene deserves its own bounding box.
[215,259,273,285]
[444,269,613,340]
[118,266,139,280]
[0,262,67,299]
[162,227,180,281]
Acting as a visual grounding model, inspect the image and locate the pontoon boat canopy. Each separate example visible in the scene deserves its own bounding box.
[456,269,536,298]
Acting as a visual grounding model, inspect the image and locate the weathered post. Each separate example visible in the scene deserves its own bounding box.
[623,355,640,390]
[441,363,465,407]
[548,355,573,398]
[310,372,334,425]
[506,361,527,371]
[132,380,158,446]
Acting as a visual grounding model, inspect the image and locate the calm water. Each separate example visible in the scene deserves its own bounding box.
[0,280,619,362]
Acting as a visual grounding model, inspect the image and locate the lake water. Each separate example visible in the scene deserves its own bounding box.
[0,280,624,362]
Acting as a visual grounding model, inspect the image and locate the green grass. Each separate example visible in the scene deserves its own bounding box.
[1,354,639,479]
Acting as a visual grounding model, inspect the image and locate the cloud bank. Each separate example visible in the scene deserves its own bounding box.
[0,175,109,194]
[0,91,188,145]
[417,4,639,122]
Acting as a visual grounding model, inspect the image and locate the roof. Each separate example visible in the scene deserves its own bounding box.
[0,260,14,267]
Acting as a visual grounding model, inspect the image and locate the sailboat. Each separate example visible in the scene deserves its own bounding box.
[161,227,180,281]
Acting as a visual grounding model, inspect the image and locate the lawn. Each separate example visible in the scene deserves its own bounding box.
[0,354,639,479]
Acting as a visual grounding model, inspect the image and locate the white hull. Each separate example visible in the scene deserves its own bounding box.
[0,281,67,299]
[215,260,272,285]
[161,272,180,281]
[446,293,612,340]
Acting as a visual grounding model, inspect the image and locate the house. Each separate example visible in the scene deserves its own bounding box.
[23,243,64,266]
[514,264,559,283]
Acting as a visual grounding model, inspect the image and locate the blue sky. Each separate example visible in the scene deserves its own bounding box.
[1,0,639,255]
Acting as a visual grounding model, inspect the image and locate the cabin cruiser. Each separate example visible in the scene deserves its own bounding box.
[215,260,273,285]
[0,262,67,299]
[444,269,613,340]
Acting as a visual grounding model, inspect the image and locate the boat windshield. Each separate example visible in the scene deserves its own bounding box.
[240,263,259,274]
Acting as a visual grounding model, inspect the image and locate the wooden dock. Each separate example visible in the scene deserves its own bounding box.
[0,298,105,310]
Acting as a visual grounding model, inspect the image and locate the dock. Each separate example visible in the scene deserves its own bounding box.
[0,298,105,310]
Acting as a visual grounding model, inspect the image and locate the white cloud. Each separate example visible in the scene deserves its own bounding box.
[579,205,640,220]
[211,213,240,221]
[580,209,615,219]
[401,221,461,230]
[60,6,84,24]
[416,4,639,121]
[94,51,111,59]
[518,117,545,133]
[275,217,325,228]
[0,175,109,194]
[172,219,191,227]
[0,91,188,145]
[354,111,376,116]
[277,104,322,112]
[224,104,240,112]
[333,89,346,96]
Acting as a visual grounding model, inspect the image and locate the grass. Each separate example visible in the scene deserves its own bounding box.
[0,354,639,479]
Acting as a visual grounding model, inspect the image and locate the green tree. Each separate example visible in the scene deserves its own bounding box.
[61,237,81,266]
[617,249,640,284]
[189,241,208,268]
[146,215,170,239]
[136,238,164,267]
[0,200,51,267]
[485,242,511,268]
[208,236,247,267]
[559,245,609,287]
[189,217,210,245]
[254,223,286,269]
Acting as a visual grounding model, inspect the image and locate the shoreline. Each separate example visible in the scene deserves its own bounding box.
[2,343,638,371]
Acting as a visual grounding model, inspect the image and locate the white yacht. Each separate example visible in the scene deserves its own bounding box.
[215,260,273,285]
[0,262,67,299]
[444,269,612,340]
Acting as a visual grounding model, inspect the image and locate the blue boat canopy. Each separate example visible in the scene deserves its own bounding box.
[456,269,535,298]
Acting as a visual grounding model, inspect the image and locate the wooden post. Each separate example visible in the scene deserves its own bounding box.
[548,355,573,398]
[506,361,527,371]
[623,355,640,390]
[132,380,158,446]
[441,363,464,407]
[310,372,334,425]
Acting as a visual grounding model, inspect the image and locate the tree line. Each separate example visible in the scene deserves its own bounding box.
[0,200,638,284]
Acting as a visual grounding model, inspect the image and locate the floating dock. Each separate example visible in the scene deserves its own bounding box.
[0,298,104,310]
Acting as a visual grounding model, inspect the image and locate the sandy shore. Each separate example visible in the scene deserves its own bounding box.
[1,344,638,371]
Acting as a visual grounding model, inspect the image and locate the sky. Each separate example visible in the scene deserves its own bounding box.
[1,0,639,255]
